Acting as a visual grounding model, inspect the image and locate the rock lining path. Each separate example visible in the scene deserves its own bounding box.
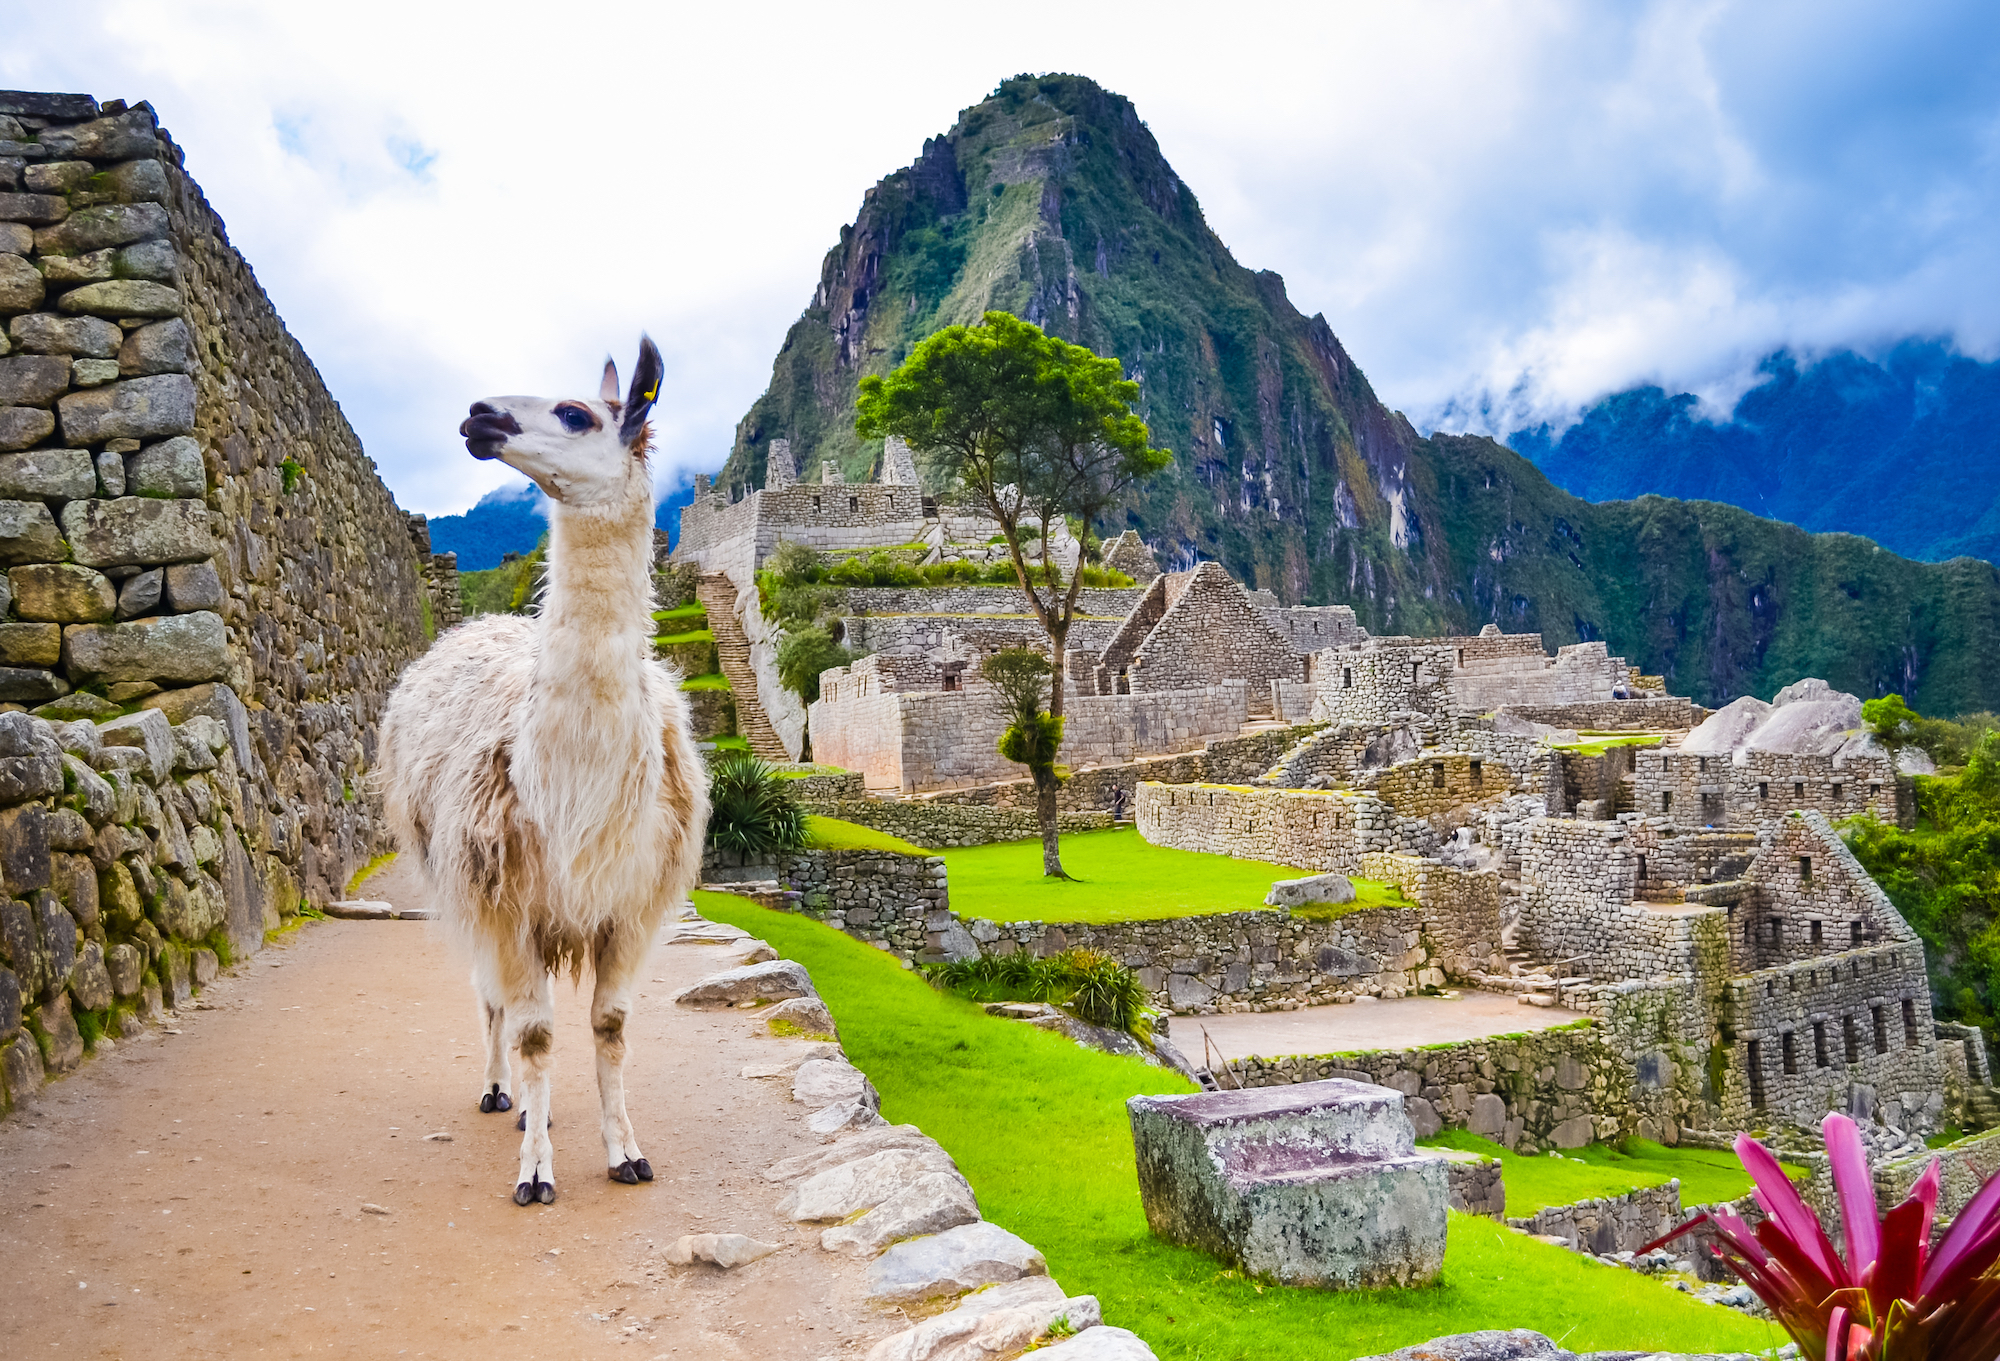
[0,855,904,1358]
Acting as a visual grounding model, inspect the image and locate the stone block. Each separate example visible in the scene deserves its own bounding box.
[98,861,141,928]
[1351,1330,1572,1361]
[97,708,176,783]
[0,621,60,666]
[84,159,170,206]
[1266,872,1355,908]
[118,318,191,377]
[60,495,212,566]
[673,958,816,1007]
[141,682,257,777]
[822,1171,982,1257]
[105,941,141,996]
[0,255,44,312]
[0,407,55,452]
[864,1276,1099,1361]
[116,567,160,618]
[63,610,228,684]
[865,1220,1047,1303]
[94,449,123,496]
[9,313,120,357]
[1030,1327,1157,1360]
[0,193,66,225]
[10,563,115,621]
[1127,1079,1448,1288]
[59,280,181,319]
[2,1028,44,1098]
[71,359,119,387]
[1467,1092,1508,1138]
[0,963,16,1038]
[57,375,196,446]
[23,162,94,196]
[0,499,64,569]
[0,804,51,897]
[127,436,205,496]
[33,201,168,254]
[785,1146,960,1222]
[41,250,111,284]
[37,992,82,1072]
[114,240,178,284]
[0,709,62,802]
[70,939,112,1011]
[0,667,67,703]
[0,354,70,405]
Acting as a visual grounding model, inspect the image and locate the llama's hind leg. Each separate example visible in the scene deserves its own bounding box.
[591,925,651,1185]
[505,971,558,1206]
[475,987,512,1114]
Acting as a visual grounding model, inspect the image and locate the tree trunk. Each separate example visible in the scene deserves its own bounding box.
[1035,765,1066,878]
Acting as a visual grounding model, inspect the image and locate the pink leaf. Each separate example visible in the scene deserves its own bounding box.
[1737,1131,1841,1281]
[1823,1113,1879,1278]
[1825,1304,1849,1361]
[1922,1163,2000,1297]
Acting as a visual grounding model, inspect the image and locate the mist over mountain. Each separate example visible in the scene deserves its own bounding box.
[1506,340,2000,567]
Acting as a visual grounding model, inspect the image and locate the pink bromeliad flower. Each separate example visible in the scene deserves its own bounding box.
[1648,1113,2000,1361]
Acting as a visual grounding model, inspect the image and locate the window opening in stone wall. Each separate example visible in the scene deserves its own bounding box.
[1662,791,1673,813]
[1872,1006,1888,1055]
[1782,1031,1798,1075]
[1302,656,1314,684]
[1470,760,1483,785]
[1769,917,1783,947]
[1747,1040,1766,1108]
[1794,781,1805,798]
[1409,662,1420,682]
[922,497,937,517]
[1903,998,1919,1048]
[848,495,859,513]
[1343,667,1353,689]
[1851,921,1863,947]
[1814,1021,1829,1067]
[1844,1015,1860,1064]
[1870,782,1881,796]
[941,672,960,692]
[1699,756,1708,773]
[1432,763,1446,788]
[1637,854,1647,881]
[1456,648,1465,666]
[1811,920,1822,946]
[1759,781,1769,800]
[1800,855,1812,882]
[812,496,822,512]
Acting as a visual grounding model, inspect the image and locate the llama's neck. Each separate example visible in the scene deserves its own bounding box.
[533,481,656,702]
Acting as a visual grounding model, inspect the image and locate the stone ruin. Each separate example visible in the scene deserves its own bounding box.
[0,89,454,1115]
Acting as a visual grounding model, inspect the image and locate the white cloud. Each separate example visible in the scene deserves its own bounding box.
[5,1,1996,510]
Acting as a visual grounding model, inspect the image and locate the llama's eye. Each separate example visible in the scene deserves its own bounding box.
[555,405,594,433]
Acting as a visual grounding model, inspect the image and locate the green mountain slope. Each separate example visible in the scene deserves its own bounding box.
[723,74,2000,716]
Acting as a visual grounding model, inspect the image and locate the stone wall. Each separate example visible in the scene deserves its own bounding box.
[1627,746,1900,831]
[1226,1020,1685,1152]
[1359,852,1503,976]
[1124,563,1303,716]
[1499,697,1696,730]
[839,584,1146,617]
[963,904,1439,1012]
[1506,1183,1684,1257]
[0,703,300,1114]
[0,93,431,912]
[1135,781,1435,872]
[700,845,950,959]
[797,795,1113,848]
[1875,1126,2000,1222]
[810,680,1248,792]
[1361,751,1518,829]
[402,514,463,634]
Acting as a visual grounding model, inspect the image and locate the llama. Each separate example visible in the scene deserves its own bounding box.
[379,337,708,1206]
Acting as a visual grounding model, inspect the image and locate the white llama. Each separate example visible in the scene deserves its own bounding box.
[379,337,708,1206]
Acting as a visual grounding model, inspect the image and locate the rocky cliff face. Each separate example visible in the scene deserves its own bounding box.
[721,74,2000,716]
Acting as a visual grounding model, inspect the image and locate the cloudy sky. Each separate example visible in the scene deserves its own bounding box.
[7,1,1998,514]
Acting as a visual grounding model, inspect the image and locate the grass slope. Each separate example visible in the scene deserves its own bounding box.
[693,893,1779,1359]
[803,815,926,855]
[1419,1130,1788,1217]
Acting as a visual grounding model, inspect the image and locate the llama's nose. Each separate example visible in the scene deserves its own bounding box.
[461,402,522,459]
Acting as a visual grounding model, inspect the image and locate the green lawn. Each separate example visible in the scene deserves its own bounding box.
[692,893,1781,1359]
[939,826,1406,924]
[654,628,715,646]
[679,672,731,692]
[1419,1130,1789,1217]
[1546,733,1667,758]
[804,815,926,855]
[653,603,707,626]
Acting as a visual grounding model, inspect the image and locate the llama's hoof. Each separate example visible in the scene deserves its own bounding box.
[481,1085,511,1114]
[535,1180,556,1205]
[480,1092,494,1113]
[633,1158,653,1181]
[495,1092,512,1112]
[515,1110,552,1132]
[513,1181,535,1206]
[609,1161,639,1185]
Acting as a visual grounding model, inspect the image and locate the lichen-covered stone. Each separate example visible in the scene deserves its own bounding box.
[10,563,115,622]
[0,447,93,502]
[0,622,60,667]
[57,375,196,445]
[58,280,182,320]
[1128,1080,1448,1289]
[0,255,44,313]
[0,354,71,405]
[126,435,204,496]
[62,610,228,684]
[865,1220,1047,1303]
[0,407,54,452]
[59,496,211,566]
[8,313,120,357]
[0,498,63,563]
[33,201,168,254]
[117,318,189,377]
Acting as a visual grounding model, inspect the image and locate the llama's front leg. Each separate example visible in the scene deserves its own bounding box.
[477,997,512,1114]
[592,928,651,1185]
[505,974,558,1206]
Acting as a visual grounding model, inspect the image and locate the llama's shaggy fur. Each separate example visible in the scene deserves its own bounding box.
[378,338,707,1204]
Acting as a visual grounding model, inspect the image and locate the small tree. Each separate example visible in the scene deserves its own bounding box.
[978,648,1067,872]
[857,312,1169,875]
[777,626,852,707]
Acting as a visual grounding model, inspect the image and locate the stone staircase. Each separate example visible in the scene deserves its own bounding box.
[694,573,791,761]
[1966,1083,2000,1132]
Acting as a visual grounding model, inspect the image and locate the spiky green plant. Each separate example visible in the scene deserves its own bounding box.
[706,754,807,855]
[926,946,1153,1038]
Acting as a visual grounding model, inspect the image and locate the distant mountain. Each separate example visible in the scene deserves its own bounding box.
[426,477,702,570]
[1506,341,2000,565]
[718,74,2000,716]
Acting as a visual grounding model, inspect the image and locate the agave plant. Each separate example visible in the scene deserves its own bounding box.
[1646,1113,2000,1361]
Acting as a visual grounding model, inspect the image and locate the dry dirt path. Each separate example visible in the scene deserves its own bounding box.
[0,856,902,1359]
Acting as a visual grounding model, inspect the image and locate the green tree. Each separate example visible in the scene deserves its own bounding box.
[777,626,852,708]
[856,311,1170,875]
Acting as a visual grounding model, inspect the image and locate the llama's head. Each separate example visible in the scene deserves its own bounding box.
[459,335,663,506]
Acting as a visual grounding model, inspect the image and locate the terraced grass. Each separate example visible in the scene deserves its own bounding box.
[679,672,731,692]
[691,893,1781,1360]
[803,815,926,855]
[1420,1129,1797,1216]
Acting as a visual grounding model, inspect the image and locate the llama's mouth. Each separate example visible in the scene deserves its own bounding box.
[461,403,521,461]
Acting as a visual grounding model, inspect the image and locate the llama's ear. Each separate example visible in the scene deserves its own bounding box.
[620,334,663,445]
[599,358,620,405]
